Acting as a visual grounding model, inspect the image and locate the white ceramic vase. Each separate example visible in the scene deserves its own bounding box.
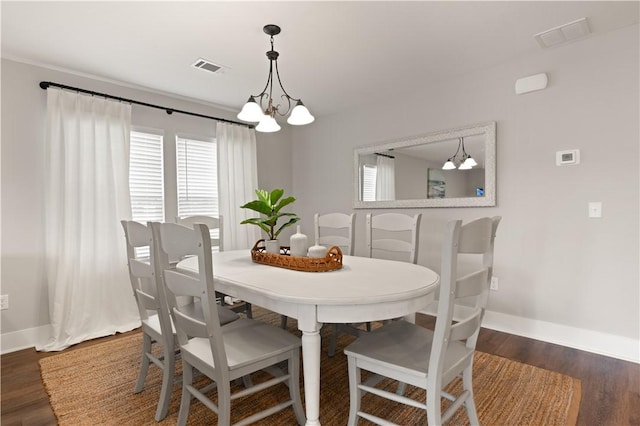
[265,239,280,254]
[308,244,328,258]
[290,225,309,257]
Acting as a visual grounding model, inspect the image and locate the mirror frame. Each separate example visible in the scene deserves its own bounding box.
[353,121,496,208]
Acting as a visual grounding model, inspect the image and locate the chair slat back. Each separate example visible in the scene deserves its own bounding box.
[366,213,422,263]
[172,305,208,339]
[458,217,493,254]
[455,269,489,299]
[176,215,224,252]
[136,288,159,311]
[164,269,205,298]
[130,258,153,279]
[125,220,153,247]
[449,308,483,342]
[315,213,356,255]
[369,238,413,254]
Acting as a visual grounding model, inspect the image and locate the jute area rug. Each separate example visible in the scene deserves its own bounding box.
[40,308,581,425]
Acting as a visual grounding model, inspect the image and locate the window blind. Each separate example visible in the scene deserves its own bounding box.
[362,164,377,202]
[129,130,164,258]
[176,136,218,217]
[130,131,164,222]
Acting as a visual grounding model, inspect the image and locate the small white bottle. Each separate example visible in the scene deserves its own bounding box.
[290,225,308,257]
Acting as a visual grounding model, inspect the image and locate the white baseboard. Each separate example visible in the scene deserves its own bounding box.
[418,307,640,364]
[1,324,51,355]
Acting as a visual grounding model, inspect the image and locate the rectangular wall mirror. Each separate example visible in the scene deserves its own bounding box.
[353,121,496,208]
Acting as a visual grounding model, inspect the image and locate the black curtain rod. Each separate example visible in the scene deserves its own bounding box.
[39,81,253,128]
[375,152,395,159]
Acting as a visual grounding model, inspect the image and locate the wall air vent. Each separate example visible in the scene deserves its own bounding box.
[534,17,591,49]
[192,58,225,74]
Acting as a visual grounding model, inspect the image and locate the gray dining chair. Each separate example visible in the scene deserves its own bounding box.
[327,213,422,356]
[344,216,501,425]
[121,220,239,421]
[311,212,357,356]
[280,212,356,334]
[175,215,252,319]
[152,221,306,426]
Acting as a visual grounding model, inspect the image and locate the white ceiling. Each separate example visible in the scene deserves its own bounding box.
[2,1,638,118]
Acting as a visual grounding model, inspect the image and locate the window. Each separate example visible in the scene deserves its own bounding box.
[362,164,377,202]
[129,130,164,222]
[176,136,218,217]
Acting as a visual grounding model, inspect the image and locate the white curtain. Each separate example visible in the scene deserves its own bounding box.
[375,155,396,201]
[217,122,260,250]
[38,88,139,351]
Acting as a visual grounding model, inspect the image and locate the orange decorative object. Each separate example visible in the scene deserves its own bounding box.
[250,239,342,272]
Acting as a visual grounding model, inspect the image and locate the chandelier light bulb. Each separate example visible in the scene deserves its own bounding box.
[237,97,265,122]
[256,115,281,133]
[287,101,315,125]
[458,162,472,170]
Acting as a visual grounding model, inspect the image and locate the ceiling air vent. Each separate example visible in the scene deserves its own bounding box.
[534,17,591,49]
[192,58,225,74]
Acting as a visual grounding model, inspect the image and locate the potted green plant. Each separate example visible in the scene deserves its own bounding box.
[240,188,300,254]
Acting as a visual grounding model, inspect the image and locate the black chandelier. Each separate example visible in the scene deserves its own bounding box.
[237,24,314,133]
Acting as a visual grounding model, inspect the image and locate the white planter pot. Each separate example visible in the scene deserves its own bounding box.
[265,239,280,254]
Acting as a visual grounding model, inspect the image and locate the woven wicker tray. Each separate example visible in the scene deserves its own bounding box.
[250,239,343,272]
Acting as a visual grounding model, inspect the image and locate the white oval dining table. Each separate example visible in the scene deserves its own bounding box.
[177,250,440,426]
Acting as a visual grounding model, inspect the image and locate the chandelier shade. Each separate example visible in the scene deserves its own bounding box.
[256,115,281,133]
[287,101,314,125]
[238,25,314,132]
[237,96,265,122]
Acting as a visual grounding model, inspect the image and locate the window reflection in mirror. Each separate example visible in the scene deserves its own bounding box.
[354,122,495,208]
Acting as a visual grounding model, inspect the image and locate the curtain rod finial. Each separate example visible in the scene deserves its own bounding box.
[39,81,50,90]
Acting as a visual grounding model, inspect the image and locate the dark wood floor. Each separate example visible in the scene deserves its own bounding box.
[2,318,639,425]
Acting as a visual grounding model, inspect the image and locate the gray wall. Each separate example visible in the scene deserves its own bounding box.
[291,25,639,345]
[0,58,292,336]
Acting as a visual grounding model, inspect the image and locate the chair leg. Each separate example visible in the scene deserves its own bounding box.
[241,374,253,388]
[462,365,480,426]
[245,302,253,319]
[217,381,232,426]
[425,378,442,426]
[396,381,407,396]
[177,363,194,426]
[154,341,176,421]
[280,315,288,329]
[328,324,339,357]
[347,356,362,426]
[134,333,152,393]
[288,349,307,425]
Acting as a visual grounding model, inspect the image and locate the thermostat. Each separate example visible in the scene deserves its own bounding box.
[556,149,580,166]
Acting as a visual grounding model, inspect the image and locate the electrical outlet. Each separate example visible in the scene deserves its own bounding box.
[490,277,499,291]
[0,295,8,310]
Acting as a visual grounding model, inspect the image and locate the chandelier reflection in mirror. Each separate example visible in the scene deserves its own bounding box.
[442,137,478,170]
[237,24,315,133]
